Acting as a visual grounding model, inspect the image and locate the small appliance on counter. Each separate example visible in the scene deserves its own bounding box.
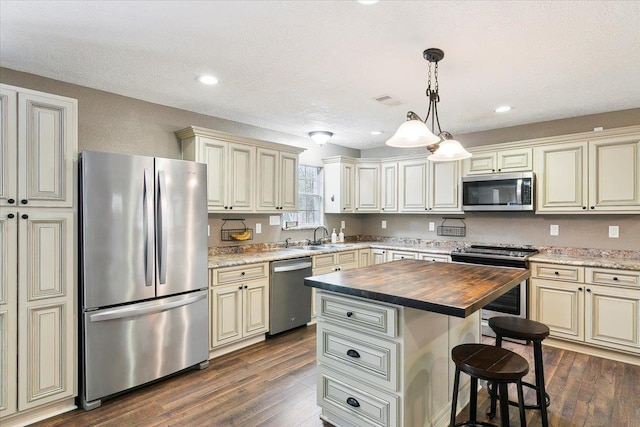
[79,150,209,410]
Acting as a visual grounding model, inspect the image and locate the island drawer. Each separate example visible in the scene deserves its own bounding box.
[211,262,269,286]
[318,291,398,338]
[586,267,640,287]
[318,366,398,427]
[531,263,584,282]
[318,322,399,392]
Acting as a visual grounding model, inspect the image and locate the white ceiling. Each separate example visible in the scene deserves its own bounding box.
[1,1,639,150]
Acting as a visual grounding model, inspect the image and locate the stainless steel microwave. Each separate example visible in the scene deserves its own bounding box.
[462,172,534,211]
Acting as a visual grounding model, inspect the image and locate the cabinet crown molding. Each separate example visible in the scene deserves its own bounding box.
[175,126,304,154]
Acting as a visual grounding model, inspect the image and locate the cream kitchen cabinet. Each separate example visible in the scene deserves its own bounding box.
[534,134,640,213]
[358,249,372,268]
[324,157,355,213]
[372,249,387,265]
[398,158,428,212]
[311,250,360,322]
[354,162,380,212]
[419,253,450,263]
[429,160,461,212]
[380,161,398,213]
[1,211,76,417]
[464,147,533,175]
[209,263,269,354]
[531,262,640,356]
[256,148,298,212]
[1,84,77,208]
[177,126,303,214]
[386,250,418,261]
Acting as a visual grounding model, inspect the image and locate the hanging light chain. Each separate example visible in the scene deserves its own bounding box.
[425,58,442,134]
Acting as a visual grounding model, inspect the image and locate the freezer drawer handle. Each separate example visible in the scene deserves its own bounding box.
[273,262,312,273]
[88,292,207,322]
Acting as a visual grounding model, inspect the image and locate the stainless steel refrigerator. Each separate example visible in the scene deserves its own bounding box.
[79,150,209,410]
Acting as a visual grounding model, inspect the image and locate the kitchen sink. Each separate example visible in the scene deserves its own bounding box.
[288,244,353,251]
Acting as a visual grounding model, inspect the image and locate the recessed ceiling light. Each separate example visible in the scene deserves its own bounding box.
[197,75,219,85]
[494,105,512,113]
[358,0,379,4]
[371,131,383,135]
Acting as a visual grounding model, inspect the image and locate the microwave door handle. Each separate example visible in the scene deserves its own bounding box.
[516,178,523,204]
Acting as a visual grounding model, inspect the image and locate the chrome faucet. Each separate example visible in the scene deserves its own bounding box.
[285,237,292,248]
[313,226,329,245]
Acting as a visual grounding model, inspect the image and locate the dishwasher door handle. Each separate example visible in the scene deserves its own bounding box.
[273,262,312,273]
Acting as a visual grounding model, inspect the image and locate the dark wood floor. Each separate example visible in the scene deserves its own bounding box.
[33,325,640,426]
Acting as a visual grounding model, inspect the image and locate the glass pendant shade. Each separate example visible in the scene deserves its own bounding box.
[385,119,440,147]
[308,131,333,145]
[427,138,472,162]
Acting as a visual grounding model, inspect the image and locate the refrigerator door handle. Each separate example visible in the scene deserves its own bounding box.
[143,168,154,287]
[88,291,207,322]
[157,169,168,284]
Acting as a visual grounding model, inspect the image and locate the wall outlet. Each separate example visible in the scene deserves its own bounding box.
[381,220,387,229]
[207,225,210,236]
[550,224,559,236]
[269,215,280,226]
[255,223,262,234]
[594,126,604,131]
[429,222,435,231]
[341,220,346,229]
[609,225,619,238]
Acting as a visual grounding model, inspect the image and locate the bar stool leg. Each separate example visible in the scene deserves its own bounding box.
[487,334,503,419]
[469,376,478,422]
[534,341,549,427]
[450,367,461,427]
[516,379,527,427]
[499,382,509,427]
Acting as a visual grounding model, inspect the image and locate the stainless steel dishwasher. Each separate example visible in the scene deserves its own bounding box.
[269,257,313,335]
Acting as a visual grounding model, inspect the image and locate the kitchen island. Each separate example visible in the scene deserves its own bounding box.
[305,259,530,427]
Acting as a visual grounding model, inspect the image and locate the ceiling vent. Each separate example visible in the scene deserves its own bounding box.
[373,94,402,107]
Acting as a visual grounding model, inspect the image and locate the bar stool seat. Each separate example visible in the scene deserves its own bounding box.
[488,317,550,427]
[450,343,528,427]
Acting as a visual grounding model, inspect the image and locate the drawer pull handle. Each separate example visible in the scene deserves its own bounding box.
[554,271,559,275]
[241,271,245,276]
[347,349,360,358]
[613,277,619,281]
[346,311,354,317]
[346,397,360,408]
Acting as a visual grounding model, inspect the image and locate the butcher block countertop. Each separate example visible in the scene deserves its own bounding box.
[305,259,530,318]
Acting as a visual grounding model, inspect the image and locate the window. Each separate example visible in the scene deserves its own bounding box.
[283,165,323,228]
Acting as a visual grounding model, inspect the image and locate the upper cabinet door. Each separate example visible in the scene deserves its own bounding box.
[278,151,298,211]
[256,148,279,211]
[465,153,497,175]
[534,141,589,212]
[497,148,533,173]
[341,163,355,212]
[429,160,460,212]
[381,162,398,213]
[200,137,227,211]
[0,87,17,208]
[355,163,380,212]
[588,136,640,212]
[227,143,254,211]
[399,159,428,212]
[17,92,77,208]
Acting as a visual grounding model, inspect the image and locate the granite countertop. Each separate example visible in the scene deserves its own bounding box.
[305,259,530,318]
[529,253,640,271]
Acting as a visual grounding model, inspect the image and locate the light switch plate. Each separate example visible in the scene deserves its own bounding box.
[381,220,387,229]
[341,220,346,229]
[550,224,559,236]
[609,225,619,238]
[208,225,210,236]
[255,223,262,234]
[269,215,280,226]
[429,222,435,231]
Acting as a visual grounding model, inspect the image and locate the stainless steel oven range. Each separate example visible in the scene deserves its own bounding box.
[450,245,538,340]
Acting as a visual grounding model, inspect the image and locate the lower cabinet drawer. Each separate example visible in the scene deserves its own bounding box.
[586,267,640,287]
[318,366,399,427]
[318,322,399,392]
[318,291,398,338]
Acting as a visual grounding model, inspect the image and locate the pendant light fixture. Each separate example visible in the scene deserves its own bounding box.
[386,48,472,162]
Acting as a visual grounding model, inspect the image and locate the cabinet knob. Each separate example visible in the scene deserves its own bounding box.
[241,271,245,276]
[346,311,353,317]
[21,214,28,219]
[578,287,583,291]
[224,206,228,209]
[613,277,619,281]
[244,285,248,289]
[586,288,592,293]
[7,213,15,219]
[238,286,243,290]
[554,271,559,275]
[381,208,385,211]
[492,169,495,172]
[346,397,360,408]
[346,349,360,358]
[582,206,587,210]
[229,206,233,210]
[21,199,28,204]
[7,198,15,204]
[590,206,595,209]
[498,168,502,172]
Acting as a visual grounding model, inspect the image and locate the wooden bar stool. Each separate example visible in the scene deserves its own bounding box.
[487,317,550,427]
[450,343,528,427]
